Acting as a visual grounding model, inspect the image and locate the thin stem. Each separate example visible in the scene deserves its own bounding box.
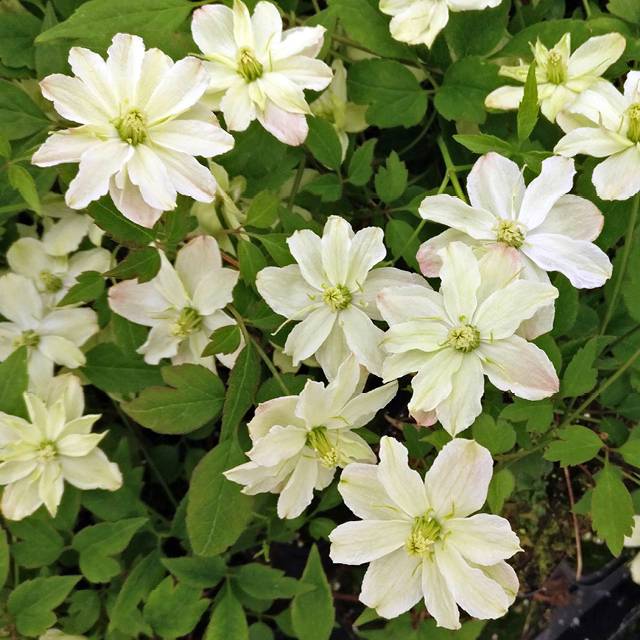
[581,0,592,18]
[398,110,437,157]
[564,467,583,580]
[600,192,639,334]
[288,157,305,210]
[437,137,467,203]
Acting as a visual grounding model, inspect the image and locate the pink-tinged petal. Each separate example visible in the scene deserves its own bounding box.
[592,146,640,201]
[272,25,326,60]
[32,129,102,167]
[329,519,411,564]
[419,194,496,240]
[535,194,603,242]
[109,170,163,228]
[479,335,559,400]
[106,33,145,104]
[416,229,474,277]
[108,279,167,326]
[422,557,461,630]
[361,268,428,321]
[284,306,336,364]
[191,4,237,61]
[258,100,308,145]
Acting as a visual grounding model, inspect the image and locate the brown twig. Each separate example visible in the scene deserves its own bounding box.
[563,466,583,580]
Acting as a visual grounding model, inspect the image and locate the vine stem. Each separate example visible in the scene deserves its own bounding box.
[437,137,467,203]
[563,467,583,580]
[288,157,305,210]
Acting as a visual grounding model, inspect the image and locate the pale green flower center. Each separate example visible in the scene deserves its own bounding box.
[238,48,264,82]
[170,307,202,337]
[496,219,525,248]
[628,103,640,143]
[14,330,40,348]
[322,284,352,312]
[306,426,339,468]
[446,324,480,353]
[38,440,58,462]
[115,108,148,145]
[406,514,441,556]
[546,50,567,84]
[40,270,63,293]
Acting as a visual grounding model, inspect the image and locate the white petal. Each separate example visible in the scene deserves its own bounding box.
[39,74,109,124]
[484,85,525,112]
[271,56,332,91]
[340,306,385,377]
[139,323,180,364]
[60,448,122,490]
[272,25,326,60]
[108,279,167,326]
[176,235,222,286]
[439,242,480,324]
[377,284,445,326]
[287,228,325,290]
[106,33,145,104]
[134,47,173,106]
[382,320,449,355]
[568,33,626,78]
[1,471,42,520]
[57,432,105,457]
[360,268,428,321]
[221,82,257,132]
[337,380,398,429]
[151,118,234,157]
[191,4,237,61]
[192,269,239,315]
[40,308,98,345]
[256,265,319,319]
[565,83,627,130]
[346,227,386,290]
[0,460,37,485]
[154,253,189,308]
[624,515,640,548]
[38,462,64,516]
[321,216,353,286]
[152,149,218,204]
[554,126,630,158]
[592,146,640,201]
[416,229,474,278]
[0,274,43,326]
[252,1,282,58]
[258,100,308,145]
[68,46,118,116]
[409,349,463,415]
[127,145,176,211]
[38,336,85,369]
[475,245,521,306]
[535,194,603,242]
[419,194,496,240]
[315,322,351,381]
[382,350,431,382]
[32,129,101,167]
[109,170,163,228]
[387,0,449,48]
[284,306,336,364]
[277,454,318,518]
[329,519,411,564]
[422,557,460,630]
[248,425,307,466]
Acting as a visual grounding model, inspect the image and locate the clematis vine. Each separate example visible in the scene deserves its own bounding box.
[192,0,332,146]
[0,374,122,521]
[378,242,559,435]
[256,215,426,379]
[32,33,234,227]
[330,437,521,627]
[108,236,240,371]
[225,356,398,519]
[485,33,625,123]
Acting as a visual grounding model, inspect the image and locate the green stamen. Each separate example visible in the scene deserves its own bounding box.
[628,103,640,143]
[115,108,147,145]
[496,219,525,248]
[406,514,441,556]
[446,324,480,353]
[38,440,57,461]
[238,48,264,82]
[14,330,40,348]
[546,50,567,84]
[170,307,202,338]
[40,270,63,293]
[306,426,339,467]
[322,284,352,311]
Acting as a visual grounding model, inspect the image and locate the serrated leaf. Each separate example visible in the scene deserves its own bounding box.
[487,468,515,514]
[0,346,28,418]
[471,415,516,455]
[560,337,610,398]
[0,79,49,140]
[58,270,105,306]
[0,12,41,69]
[106,247,161,282]
[204,585,249,640]
[544,425,603,466]
[246,190,280,229]
[375,152,407,204]
[517,61,539,142]
[202,325,242,357]
[8,518,64,568]
[306,117,342,170]
[385,219,419,271]
[347,138,376,186]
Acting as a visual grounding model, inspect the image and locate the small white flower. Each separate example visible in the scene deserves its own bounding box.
[225,356,398,519]
[108,236,240,371]
[624,515,640,585]
[378,242,559,435]
[256,215,426,380]
[0,274,98,389]
[0,374,122,521]
[191,0,332,146]
[310,60,368,161]
[555,71,640,201]
[485,33,626,123]
[379,0,501,49]
[330,437,521,627]
[32,33,235,227]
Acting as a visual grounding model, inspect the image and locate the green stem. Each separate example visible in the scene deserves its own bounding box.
[437,137,467,203]
[288,157,305,210]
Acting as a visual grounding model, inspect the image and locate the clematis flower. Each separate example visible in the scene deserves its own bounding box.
[225,356,398,519]
[379,0,501,49]
[330,437,521,627]
[0,274,98,390]
[310,60,368,161]
[417,153,611,337]
[32,33,235,227]
[256,215,427,380]
[108,236,240,371]
[378,242,559,435]
[7,237,111,305]
[191,0,332,145]
[624,516,640,585]
[0,374,122,521]
[554,71,640,201]
[485,33,625,123]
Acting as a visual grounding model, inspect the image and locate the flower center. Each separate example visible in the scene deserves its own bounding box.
[628,103,640,143]
[170,307,202,337]
[14,330,40,348]
[546,50,567,84]
[446,324,480,353]
[306,426,339,468]
[406,514,441,556]
[322,284,352,312]
[238,48,264,82]
[38,440,57,462]
[496,219,525,248]
[115,108,147,145]
[40,270,63,293]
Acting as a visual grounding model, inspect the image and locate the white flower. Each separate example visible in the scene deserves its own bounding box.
[554,71,640,201]
[417,153,611,337]
[108,236,240,371]
[624,515,640,584]
[378,242,559,435]
[225,356,398,519]
[256,215,426,380]
[32,33,235,228]
[7,237,111,305]
[379,0,501,49]
[310,60,368,161]
[0,274,98,389]
[485,33,625,123]
[330,437,521,627]
[40,630,87,640]
[0,374,122,521]
[191,0,332,146]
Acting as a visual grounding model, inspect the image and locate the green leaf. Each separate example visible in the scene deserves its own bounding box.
[618,439,640,467]
[106,247,161,283]
[88,198,155,245]
[235,564,312,600]
[162,556,226,589]
[544,426,603,466]
[256,233,294,266]
[123,364,225,434]
[0,12,41,69]
[8,518,64,568]
[202,325,242,357]
[0,132,10,159]
[238,239,268,285]
[187,438,254,557]
[444,1,509,57]
[497,20,590,59]
[204,585,249,640]
[143,576,210,639]
[347,139,376,186]
[487,468,515,514]
[385,219,419,271]
[375,152,408,204]
[0,79,49,140]
[58,270,105,306]
[591,463,634,555]
[72,517,147,583]
[8,576,80,636]
[0,528,8,589]
[220,343,261,441]
[471,415,516,455]
[0,347,28,418]
[8,164,41,213]
[306,118,343,170]
[246,190,280,229]
[517,61,539,142]
[348,59,427,128]
[608,0,640,23]
[453,133,512,155]
[560,337,609,398]
[35,3,69,77]
[291,545,335,640]
[63,590,101,635]
[302,174,342,202]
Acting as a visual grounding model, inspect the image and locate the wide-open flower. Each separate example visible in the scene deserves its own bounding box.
[7,237,111,305]
[310,60,368,161]
[32,33,234,227]
[330,437,521,627]
[485,33,625,123]
[624,516,640,584]
[554,71,640,200]
[256,215,426,379]
[225,356,397,519]
[0,374,122,520]
[378,242,559,435]
[0,274,98,389]
[191,0,332,145]
[109,236,240,371]
[379,0,501,48]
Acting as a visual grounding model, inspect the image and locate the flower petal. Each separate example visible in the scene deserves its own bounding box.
[109,169,163,228]
[127,146,176,211]
[220,81,257,131]
[419,194,496,241]
[287,229,324,289]
[484,85,525,112]
[0,274,42,326]
[321,216,353,286]
[39,74,109,124]
[258,98,309,146]
[1,471,42,520]
[361,268,429,321]
[409,349,463,415]
[32,129,101,167]
[329,519,411,564]
[151,118,234,157]
[346,227,386,290]
[60,448,122,490]
[106,33,145,104]
[248,425,307,466]
[340,306,385,377]
[568,33,626,79]
[439,242,480,324]
[416,229,474,277]
[535,194,603,242]
[554,126,630,158]
[377,284,446,326]
[382,320,449,355]
[284,306,336,364]
[248,395,300,441]
[592,146,640,201]
[277,454,318,518]
[256,265,319,319]
[108,279,167,326]
[191,4,238,61]
[422,557,461,630]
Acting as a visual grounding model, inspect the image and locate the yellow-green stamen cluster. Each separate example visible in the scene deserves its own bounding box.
[446,324,480,353]
[115,109,147,145]
[238,48,264,82]
[38,440,58,462]
[546,50,567,84]
[496,220,525,249]
[306,426,339,467]
[322,284,352,312]
[628,103,640,143]
[170,307,202,338]
[14,330,40,348]
[406,514,441,556]
[40,270,63,293]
